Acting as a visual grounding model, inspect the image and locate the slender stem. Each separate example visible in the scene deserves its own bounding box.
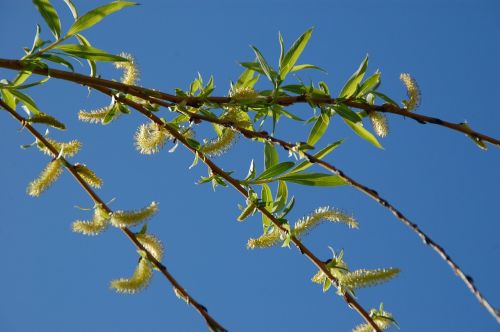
[160,106,500,324]
[90,85,382,331]
[0,58,498,146]
[0,99,228,332]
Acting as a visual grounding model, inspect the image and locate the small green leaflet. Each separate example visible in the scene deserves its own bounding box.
[290,64,325,73]
[371,91,399,107]
[274,181,288,212]
[279,28,313,81]
[32,0,61,39]
[357,70,380,97]
[0,88,16,110]
[333,104,362,123]
[261,184,273,230]
[343,118,383,149]
[278,173,346,187]
[307,111,330,146]
[339,55,368,98]
[264,142,279,170]
[251,46,276,83]
[39,53,75,71]
[254,162,295,182]
[289,140,344,174]
[66,1,138,37]
[63,0,78,19]
[29,24,44,54]
[56,44,128,62]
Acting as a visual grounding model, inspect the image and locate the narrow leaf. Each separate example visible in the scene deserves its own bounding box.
[290,140,344,174]
[32,0,61,39]
[63,0,78,19]
[264,142,279,170]
[56,44,128,62]
[275,180,288,212]
[343,118,383,149]
[279,28,313,81]
[74,34,97,77]
[39,53,75,71]
[290,64,325,73]
[357,71,380,97]
[9,89,41,115]
[307,111,330,146]
[254,162,295,181]
[278,173,346,187]
[333,104,362,123]
[339,55,368,98]
[251,46,275,83]
[67,1,138,37]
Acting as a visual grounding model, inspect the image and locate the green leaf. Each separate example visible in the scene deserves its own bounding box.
[0,88,16,110]
[9,89,41,115]
[333,104,362,123]
[290,64,325,73]
[279,28,313,81]
[254,162,295,182]
[74,34,97,77]
[240,62,265,75]
[39,53,75,71]
[63,0,78,19]
[307,111,330,146]
[343,118,383,149]
[278,196,295,219]
[32,0,61,39]
[357,70,380,97]
[278,32,285,70]
[56,44,128,62]
[66,1,138,37]
[275,180,288,212]
[290,140,344,174]
[372,91,399,106]
[264,142,279,170]
[102,103,119,124]
[261,184,273,229]
[2,77,50,90]
[244,159,256,181]
[339,55,368,98]
[251,46,275,83]
[29,24,44,54]
[278,172,346,186]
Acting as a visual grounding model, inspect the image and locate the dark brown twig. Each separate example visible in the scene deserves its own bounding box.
[0,99,228,332]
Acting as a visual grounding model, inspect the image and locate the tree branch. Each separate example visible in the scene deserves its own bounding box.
[0,99,228,332]
[0,58,498,146]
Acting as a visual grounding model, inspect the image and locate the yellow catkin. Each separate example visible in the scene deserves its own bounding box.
[110,259,152,294]
[78,107,111,124]
[27,159,64,197]
[136,233,164,261]
[134,122,170,155]
[247,227,282,249]
[293,206,358,238]
[231,87,258,100]
[72,204,110,236]
[369,111,389,137]
[340,268,400,289]
[400,73,421,111]
[110,201,158,228]
[37,138,82,158]
[74,164,102,188]
[114,53,139,85]
[352,315,395,332]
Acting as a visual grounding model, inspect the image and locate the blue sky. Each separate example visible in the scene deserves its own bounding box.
[0,1,499,331]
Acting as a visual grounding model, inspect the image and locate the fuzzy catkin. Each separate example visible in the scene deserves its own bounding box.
[27,159,64,197]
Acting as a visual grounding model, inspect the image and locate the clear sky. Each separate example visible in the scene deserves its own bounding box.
[0,1,499,331]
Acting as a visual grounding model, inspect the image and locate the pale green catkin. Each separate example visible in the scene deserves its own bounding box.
[74,164,103,188]
[72,205,110,236]
[37,138,82,158]
[27,159,63,197]
[136,233,164,261]
[110,201,158,228]
[110,259,152,294]
[293,206,358,238]
[400,73,421,111]
[247,227,282,249]
[369,111,389,137]
[78,107,111,124]
[340,268,400,289]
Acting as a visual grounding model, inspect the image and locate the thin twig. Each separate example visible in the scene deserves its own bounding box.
[157,106,500,324]
[90,85,382,331]
[0,58,498,146]
[0,99,228,332]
